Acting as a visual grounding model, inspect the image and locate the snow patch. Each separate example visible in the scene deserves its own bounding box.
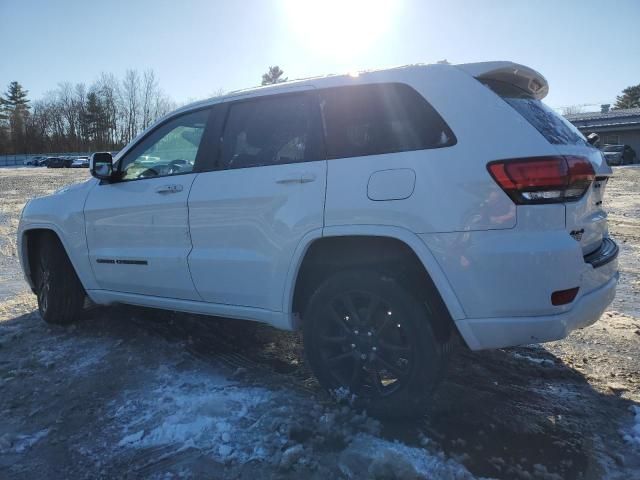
[0,429,50,453]
[110,366,471,475]
[332,386,357,405]
[36,336,110,375]
[512,352,555,366]
[113,368,275,463]
[621,405,640,447]
[339,433,474,479]
[117,429,144,446]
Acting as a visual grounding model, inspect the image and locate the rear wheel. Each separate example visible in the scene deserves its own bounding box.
[33,233,86,325]
[303,270,447,418]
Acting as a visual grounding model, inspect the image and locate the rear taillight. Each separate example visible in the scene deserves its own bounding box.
[487,156,595,204]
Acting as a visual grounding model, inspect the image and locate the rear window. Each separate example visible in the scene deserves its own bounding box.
[483,79,588,146]
[603,145,623,152]
[319,83,455,160]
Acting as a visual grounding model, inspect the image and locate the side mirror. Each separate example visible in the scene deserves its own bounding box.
[587,132,600,147]
[90,152,114,180]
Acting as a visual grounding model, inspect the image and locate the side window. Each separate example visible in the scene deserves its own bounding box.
[119,109,210,181]
[319,83,455,160]
[221,94,321,169]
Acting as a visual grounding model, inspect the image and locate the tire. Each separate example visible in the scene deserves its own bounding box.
[302,269,447,418]
[33,233,86,325]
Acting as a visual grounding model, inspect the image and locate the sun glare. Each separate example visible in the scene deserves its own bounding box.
[282,0,397,60]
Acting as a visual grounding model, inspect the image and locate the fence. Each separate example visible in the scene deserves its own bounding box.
[0,153,92,167]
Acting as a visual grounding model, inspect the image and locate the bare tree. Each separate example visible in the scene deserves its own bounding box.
[209,87,226,98]
[0,69,179,154]
[141,69,158,130]
[74,83,88,150]
[121,69,141,143]
[153,93,175,122]
[96,73,120,147]
[562,105,585,116]
[56,82,79,150]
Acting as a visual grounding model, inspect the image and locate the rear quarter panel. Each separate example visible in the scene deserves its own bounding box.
[323,65,560,234]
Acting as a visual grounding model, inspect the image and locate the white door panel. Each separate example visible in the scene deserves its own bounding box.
[84,174,200,300]
[188,161,327,310]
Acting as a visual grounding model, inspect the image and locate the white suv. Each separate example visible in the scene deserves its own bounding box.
[18,62,619,416]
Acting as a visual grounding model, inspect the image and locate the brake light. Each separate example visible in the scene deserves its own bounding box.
[487,156,595,204]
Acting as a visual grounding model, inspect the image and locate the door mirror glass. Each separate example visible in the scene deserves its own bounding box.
[90,152,114,180]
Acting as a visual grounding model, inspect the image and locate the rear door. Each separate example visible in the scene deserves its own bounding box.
[188,91,327,311]
[84,108,211,299]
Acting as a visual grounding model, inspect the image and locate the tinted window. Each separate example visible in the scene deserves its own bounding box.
[603,145,623,152]
[484,80,588,146]
[221,94,321,169]
[319,83,455,160]
[119,109,209,181]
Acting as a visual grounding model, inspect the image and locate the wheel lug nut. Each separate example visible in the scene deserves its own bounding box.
[354,330,359,335]
[367,331,372,337]
[372,346,377,352]
[360,354,367,360]
[351,343,356,349]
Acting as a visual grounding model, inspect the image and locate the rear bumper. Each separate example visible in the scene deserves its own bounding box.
[584,237,618,268]
[455,272,618,350]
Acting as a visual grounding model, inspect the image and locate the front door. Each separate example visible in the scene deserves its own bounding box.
[188,91,327,311]
[84,108,211,300]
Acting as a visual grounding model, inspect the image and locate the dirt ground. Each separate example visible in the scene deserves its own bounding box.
[0,166,639,479]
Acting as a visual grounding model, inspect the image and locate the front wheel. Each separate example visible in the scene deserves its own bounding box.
[33,233,86,325]
[302,270,447,418]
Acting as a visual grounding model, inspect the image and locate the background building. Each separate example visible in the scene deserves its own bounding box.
[565,105,640,154]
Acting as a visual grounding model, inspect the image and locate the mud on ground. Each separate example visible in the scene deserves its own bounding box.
[0,166,639,479]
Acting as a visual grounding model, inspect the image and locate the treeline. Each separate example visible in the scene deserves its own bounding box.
[0,69,175,155]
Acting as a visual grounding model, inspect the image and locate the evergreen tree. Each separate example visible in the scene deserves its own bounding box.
[614,84,640,110]
[3,81,30,153]
[83,91,108,148]
[0,94,9,154]
[5,81,30,110]
[261,66,287,86]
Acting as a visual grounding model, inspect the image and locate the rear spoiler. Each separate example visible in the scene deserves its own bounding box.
[456,61,549,100]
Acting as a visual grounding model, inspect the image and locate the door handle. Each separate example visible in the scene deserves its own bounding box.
[275,173,316,184]
[155,184,183,194]
[300,173,316,183]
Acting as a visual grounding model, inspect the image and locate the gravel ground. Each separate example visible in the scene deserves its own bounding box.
[0,166,639,479]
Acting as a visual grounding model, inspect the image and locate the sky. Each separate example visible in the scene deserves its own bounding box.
[1,0,639,111]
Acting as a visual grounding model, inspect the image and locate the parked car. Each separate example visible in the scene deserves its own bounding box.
[45,157,66,168]
[24,156,44,166]
[71,157,90,168]
[17,62,618,417]
[602,144,637,166]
